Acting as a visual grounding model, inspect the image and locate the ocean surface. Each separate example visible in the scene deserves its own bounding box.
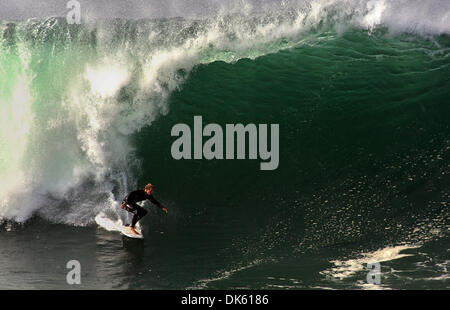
[0,0,449,289]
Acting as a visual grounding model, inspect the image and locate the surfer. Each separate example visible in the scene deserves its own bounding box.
[120,183,168,235]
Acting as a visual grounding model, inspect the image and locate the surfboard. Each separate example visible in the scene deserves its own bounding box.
[95,212,144,239]
[121,226,144,239]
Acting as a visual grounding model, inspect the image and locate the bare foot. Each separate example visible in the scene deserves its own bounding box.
[129,226,140,235]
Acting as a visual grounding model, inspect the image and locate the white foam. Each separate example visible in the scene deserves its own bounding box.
[84,60,130,99]
[0,44,36,222]
[363,0,387,31]
[76,0,450,36]
[321,244,420,280]
[95,212,124,232]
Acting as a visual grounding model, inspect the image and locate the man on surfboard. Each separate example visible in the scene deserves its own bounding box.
[120,183,168,236]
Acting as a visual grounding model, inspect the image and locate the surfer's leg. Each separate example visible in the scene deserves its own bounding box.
[131,205,147,228]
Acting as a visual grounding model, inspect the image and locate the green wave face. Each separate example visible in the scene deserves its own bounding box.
[0,5,449,289]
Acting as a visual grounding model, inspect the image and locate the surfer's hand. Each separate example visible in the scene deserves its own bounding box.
[120,202,126,209]
[162,207,168,214]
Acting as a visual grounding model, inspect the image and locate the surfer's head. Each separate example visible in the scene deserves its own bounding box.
[144,183,154,195]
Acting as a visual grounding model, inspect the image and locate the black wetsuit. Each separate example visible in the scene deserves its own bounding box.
[121,190,163,228]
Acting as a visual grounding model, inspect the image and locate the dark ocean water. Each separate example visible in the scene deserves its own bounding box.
[0,2,449,289]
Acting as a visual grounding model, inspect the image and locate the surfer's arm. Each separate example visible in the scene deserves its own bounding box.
[149,195,168,213]
[120,194,130,209]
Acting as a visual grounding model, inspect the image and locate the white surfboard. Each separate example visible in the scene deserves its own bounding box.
[121,226,144,239]
[95,213,144,239]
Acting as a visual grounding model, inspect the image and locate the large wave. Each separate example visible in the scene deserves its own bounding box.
[0,0,449,226]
